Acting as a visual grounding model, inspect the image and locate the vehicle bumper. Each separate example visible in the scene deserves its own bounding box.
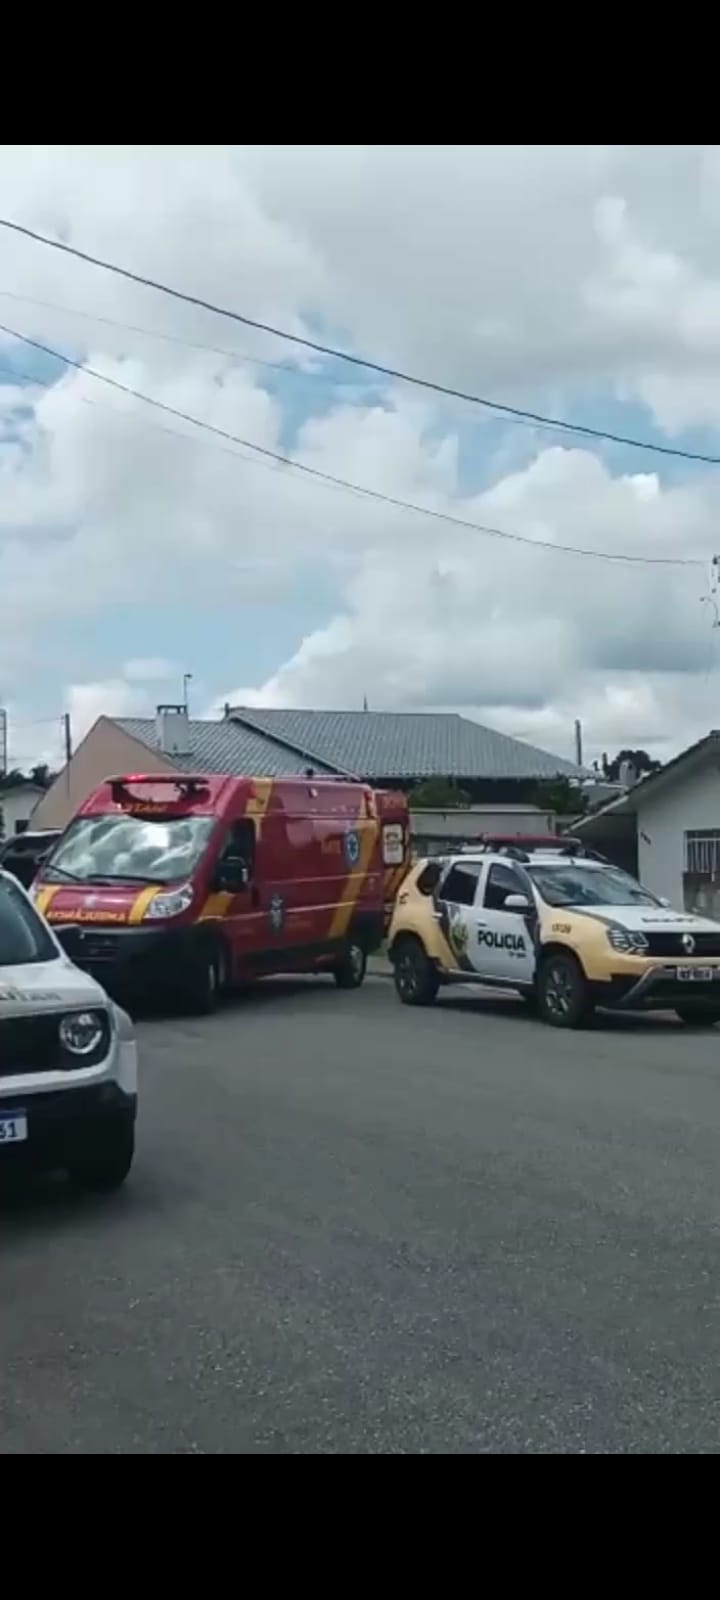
[57,922,205,998]
[0,1082,137,1173]
[598,965,720,1009]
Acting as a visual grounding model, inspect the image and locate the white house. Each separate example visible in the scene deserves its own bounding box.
[0,782,46,839]
[575,732,720,914]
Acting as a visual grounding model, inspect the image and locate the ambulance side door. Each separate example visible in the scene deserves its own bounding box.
[470,861,537,986]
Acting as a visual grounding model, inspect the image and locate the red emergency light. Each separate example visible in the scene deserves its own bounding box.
[478,833,576,848]
[109,774,212,811]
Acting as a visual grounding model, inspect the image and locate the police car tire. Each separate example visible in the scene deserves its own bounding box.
[67,1119,135,1191]
[334,942,367,989]
[675,1007,720,1027]
[393,936,439,1007]
[537,951,594,1029]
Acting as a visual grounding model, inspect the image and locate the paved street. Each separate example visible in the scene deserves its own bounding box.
[2,977,720,1453]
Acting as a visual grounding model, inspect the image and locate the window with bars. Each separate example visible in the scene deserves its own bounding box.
[685,830,720,876]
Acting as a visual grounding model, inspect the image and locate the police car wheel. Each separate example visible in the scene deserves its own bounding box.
[334,942,367,989]
[675,1006,720,1027]
[537,952,594,1029]
[393,936,439,1007]
[67,1118,135,1191]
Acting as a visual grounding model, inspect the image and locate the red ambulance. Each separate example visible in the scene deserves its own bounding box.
[31,772,410,1011]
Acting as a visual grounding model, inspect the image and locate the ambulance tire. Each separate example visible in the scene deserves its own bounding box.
[392,936,439,1007]
[334,941,367,989]
[675,1006,720,1027]
[536,950,594,1029]
[186,942,225,1015]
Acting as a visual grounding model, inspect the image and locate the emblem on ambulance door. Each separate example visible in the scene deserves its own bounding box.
[345,830,360,866]
[269,894,285,934]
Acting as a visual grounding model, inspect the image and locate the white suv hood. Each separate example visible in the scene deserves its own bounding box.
[572,905,720,934]
[0,955,107,1018]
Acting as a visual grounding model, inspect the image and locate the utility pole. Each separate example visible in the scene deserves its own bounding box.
[62,712,72,765]
[574,718,583,768]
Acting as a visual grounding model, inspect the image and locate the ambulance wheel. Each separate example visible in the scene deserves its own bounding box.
[675,1006,720,1027]
[392,936,439,1007]
[537,951,594,1029]
[334,941,367,989]
[186,945,224,1015]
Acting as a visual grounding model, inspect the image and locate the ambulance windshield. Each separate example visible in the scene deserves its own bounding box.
[44,813,216,886]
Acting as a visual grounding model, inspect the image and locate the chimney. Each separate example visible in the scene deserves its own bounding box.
[156,703,192,758]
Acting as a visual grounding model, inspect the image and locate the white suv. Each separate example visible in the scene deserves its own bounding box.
[0,867,138,1186]
[388,835,720,1028]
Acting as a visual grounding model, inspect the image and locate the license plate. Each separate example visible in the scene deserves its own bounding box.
[0,1111,28,1144]
[678,966,716,982]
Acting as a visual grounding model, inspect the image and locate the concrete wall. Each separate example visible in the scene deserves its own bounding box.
[637,759,720,906]
[31,718,176,831]
[0,786,44,837]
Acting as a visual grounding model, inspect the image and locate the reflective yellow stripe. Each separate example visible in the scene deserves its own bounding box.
[34,885,60,917]
[128,884,163,925]
[197,891,233,922]
[329,821,377,940]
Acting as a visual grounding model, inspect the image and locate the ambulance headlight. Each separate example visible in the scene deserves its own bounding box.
[143,883,194,920]
[59,1010,107,1057]
[606,923,649,955]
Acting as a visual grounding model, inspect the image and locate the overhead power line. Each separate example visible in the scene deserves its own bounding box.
[0,214,718,467]
[0,318,702,570]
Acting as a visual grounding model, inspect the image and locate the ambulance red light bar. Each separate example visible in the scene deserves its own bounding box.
[109,774,211,807]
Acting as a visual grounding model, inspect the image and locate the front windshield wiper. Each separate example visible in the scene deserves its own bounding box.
[86,873,163,885]
[44,864,86,883]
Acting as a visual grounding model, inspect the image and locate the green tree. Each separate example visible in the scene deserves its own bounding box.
[602,748,660,783]
[407,777,471,809]
[533,778,588,816]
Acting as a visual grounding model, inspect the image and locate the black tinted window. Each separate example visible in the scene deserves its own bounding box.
[0,878,56,966]
[441,863,483,906]
[484,863,526,911]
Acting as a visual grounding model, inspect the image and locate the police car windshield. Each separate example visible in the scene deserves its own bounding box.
[528,861,660,908]
[44,813,216,885]
[0,876,56,965]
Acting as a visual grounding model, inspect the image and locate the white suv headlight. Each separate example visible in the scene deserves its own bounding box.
[606,924,649,955]
[59,1011,106,1056]
[143,883,194,920]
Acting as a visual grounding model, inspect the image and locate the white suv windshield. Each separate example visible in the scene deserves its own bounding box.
[528,861,659,908]
[0,876,56,965]
[44,814,216,885]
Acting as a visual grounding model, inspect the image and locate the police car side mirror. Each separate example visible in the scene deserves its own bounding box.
[659,896,670,907]
[54,923,82,959]
[504,892,530,911]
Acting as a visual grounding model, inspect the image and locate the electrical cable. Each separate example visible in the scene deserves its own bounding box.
[0,214,718,466]
[0,318,704,570]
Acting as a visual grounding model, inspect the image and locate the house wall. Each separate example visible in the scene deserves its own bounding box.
[31,718,176,830]
[637,760,720,907]
[410,805,555,855]
[0,787,44,837]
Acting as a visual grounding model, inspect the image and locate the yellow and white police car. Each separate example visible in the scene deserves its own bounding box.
[388,835,720,1028]
[0,866,138,1185]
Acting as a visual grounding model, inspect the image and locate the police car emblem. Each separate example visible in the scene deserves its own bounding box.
[682,933,696,954]
[345,830,360,866]
[269,894,285,933]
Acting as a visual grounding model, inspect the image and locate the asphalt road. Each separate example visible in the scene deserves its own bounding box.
[2,977,720,1453]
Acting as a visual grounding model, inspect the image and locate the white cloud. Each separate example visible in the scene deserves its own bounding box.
[3,145,720,767]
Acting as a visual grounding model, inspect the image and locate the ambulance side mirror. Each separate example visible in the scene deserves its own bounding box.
[504,893,530,911]
[214,860,249,892]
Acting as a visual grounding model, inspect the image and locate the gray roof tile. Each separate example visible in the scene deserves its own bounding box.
[116,718,337,777]
[228,707,581,781]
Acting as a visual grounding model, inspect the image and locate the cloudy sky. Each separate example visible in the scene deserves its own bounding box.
[1,143,720,773]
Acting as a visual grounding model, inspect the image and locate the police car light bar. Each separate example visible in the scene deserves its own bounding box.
[477,833,580,849]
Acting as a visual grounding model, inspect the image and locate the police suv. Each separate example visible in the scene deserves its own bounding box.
[388,835,720,1028]
[0,867,138,1185]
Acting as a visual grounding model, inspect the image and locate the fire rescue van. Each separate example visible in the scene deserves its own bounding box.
[31,773,410,1011]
